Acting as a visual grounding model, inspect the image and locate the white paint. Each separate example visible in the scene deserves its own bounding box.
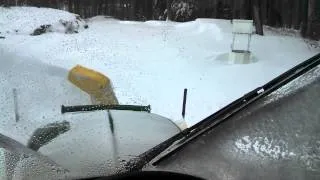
[232,19,253,34]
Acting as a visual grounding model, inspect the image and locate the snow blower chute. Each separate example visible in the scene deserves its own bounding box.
[68,65,119,105]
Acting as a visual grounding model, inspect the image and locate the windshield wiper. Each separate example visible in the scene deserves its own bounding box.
[27,121,71,151]
[61,104,151,114]
[119,53,320,172]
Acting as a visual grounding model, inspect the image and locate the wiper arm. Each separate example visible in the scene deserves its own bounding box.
[27,121,71,151]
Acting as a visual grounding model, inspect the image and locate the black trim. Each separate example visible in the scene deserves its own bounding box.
[80,171,205,180]
[119,53,320,172]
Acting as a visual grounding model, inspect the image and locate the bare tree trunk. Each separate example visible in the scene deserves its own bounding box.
[68,0,73,12]
[110,0,115,16]
[166,0,173,20]
[217,1,223,19]
[104,0,108,15]
[292,0,301,29]
[232,0,243,19]
[74,0,79,15]
[131,0,137,20]
[307,0,316,37]
[97,0,102,15]
[121,0,124,19]
[231,0,235,19]
[198,0,206,18]
[267,0,282,27]
[253,0,263,35]
[267,0,275,26]
[260,0,267,24]
[301,0,309,37]
[145,0,153,20]
[240,0,251,19]
[276,0,283,27]
[93,0,98,16]
[282,0,292,28]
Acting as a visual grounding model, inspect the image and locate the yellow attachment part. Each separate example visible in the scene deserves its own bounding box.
[68,65,118,105]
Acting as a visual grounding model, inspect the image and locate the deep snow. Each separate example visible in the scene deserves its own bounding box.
[0,7,319,131]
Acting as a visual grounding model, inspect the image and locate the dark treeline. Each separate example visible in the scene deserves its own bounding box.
[1,0,319,39]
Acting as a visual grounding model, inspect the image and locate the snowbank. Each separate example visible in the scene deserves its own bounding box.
[0,7,86,35]
[88,16,118,23]
[174,19,223,40]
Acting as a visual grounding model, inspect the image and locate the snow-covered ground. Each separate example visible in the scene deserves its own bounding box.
[0,6,319,132]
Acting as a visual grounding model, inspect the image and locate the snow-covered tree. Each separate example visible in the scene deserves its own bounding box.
[170,0,198,22]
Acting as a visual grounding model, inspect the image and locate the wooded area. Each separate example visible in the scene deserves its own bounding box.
[1,0,319,39]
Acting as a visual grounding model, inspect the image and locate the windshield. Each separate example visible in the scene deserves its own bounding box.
[0,1,319,180]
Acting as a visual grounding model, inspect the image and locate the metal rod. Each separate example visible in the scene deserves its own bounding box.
[61,104,151,114]
[12,88,19,122]
[182,89,187,119]
[231,34,236,50]
[247,34,252,51]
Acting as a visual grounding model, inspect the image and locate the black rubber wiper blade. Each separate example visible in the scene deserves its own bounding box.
[61,104,151,114]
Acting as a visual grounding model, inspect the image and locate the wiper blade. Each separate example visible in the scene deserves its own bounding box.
[61,104,151,114]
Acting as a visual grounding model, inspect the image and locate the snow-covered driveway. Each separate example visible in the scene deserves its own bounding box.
[0,7,318,131]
